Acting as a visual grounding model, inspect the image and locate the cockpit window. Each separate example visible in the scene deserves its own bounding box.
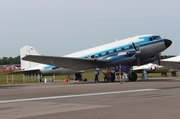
[152,36,161,40]
[149,36,161,41]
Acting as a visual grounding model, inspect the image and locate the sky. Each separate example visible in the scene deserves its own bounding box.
[0,0,180,58]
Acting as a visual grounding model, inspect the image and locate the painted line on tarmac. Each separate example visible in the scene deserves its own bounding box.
[0,88,158,104]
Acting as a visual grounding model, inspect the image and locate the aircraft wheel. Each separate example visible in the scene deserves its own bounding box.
[128,72,137,81]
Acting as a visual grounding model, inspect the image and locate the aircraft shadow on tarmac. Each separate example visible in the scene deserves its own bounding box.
[137,78,180,82]
[71,78,180,84]
[0,85,26,89]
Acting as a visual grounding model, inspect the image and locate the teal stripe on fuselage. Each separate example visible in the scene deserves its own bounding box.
[44,65,54,69]
[44,66,60,70]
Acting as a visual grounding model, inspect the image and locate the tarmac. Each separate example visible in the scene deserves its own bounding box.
[0,77,180,119]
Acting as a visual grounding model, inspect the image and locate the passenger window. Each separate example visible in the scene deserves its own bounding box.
[121,47,124,50]
[102,52,105,55]
[149,38,153,41]
[117,49,121,51]
[109,50,113,53]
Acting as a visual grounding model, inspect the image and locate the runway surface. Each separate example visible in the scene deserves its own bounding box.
[1,77,180,119]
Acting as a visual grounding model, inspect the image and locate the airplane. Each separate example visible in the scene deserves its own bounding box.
[133,63,169,73]
[160,55,180,71]
[133,55,180,78]
[15,34,172,82]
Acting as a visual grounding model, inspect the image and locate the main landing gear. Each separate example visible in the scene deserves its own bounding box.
[114,64,138,82]
[101,65,138,82]
[106,71,138,82]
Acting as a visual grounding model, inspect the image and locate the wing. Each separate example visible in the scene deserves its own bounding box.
[160,61,180,71]
[160,56,180,71]
[22,55,110,70]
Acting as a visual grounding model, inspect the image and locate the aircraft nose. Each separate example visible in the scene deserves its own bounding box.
[164,39,172,48]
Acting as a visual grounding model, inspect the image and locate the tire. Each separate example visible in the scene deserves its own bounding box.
[128,72,137,81]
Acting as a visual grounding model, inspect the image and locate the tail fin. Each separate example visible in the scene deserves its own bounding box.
[20,45,41,70]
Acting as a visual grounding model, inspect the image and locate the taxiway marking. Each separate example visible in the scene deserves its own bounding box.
[0,88,158,104]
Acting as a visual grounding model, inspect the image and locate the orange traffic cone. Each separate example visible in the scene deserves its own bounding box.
[64,78,68,82]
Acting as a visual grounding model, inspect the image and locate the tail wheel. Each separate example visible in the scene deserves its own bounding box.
[128,72,137,81]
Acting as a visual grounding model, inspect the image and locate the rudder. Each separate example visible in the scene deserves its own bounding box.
[20,45,41,70]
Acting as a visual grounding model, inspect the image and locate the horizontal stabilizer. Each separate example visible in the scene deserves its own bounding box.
[7,69,41,75]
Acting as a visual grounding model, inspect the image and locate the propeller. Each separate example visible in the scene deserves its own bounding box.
[132,42,141,66]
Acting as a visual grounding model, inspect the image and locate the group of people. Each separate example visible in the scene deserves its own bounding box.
[94,68,124,84]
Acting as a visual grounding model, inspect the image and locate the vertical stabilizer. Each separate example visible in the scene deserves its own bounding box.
[20,45,41,70]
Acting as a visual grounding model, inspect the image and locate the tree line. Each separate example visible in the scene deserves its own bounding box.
[0,56,20,65]
[161,55,176,59]
[0,55,176,65]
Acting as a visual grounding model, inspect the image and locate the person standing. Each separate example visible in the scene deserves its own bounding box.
[94,68,99,83]
[106,71,111,82]
[119,65,124,84]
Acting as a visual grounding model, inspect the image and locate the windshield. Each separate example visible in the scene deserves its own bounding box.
[152,36,161,40]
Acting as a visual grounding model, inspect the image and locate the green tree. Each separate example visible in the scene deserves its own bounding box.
[0,56,20,65]
[12,56,20,64]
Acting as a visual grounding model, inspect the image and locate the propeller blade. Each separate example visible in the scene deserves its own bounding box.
[132,42,137,51]
[132,42,142,66]
[137,44,140,51]
[137,58,140,66]
[138,62,140,66]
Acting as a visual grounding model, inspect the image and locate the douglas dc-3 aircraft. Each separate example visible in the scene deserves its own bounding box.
[19,34,172,81]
